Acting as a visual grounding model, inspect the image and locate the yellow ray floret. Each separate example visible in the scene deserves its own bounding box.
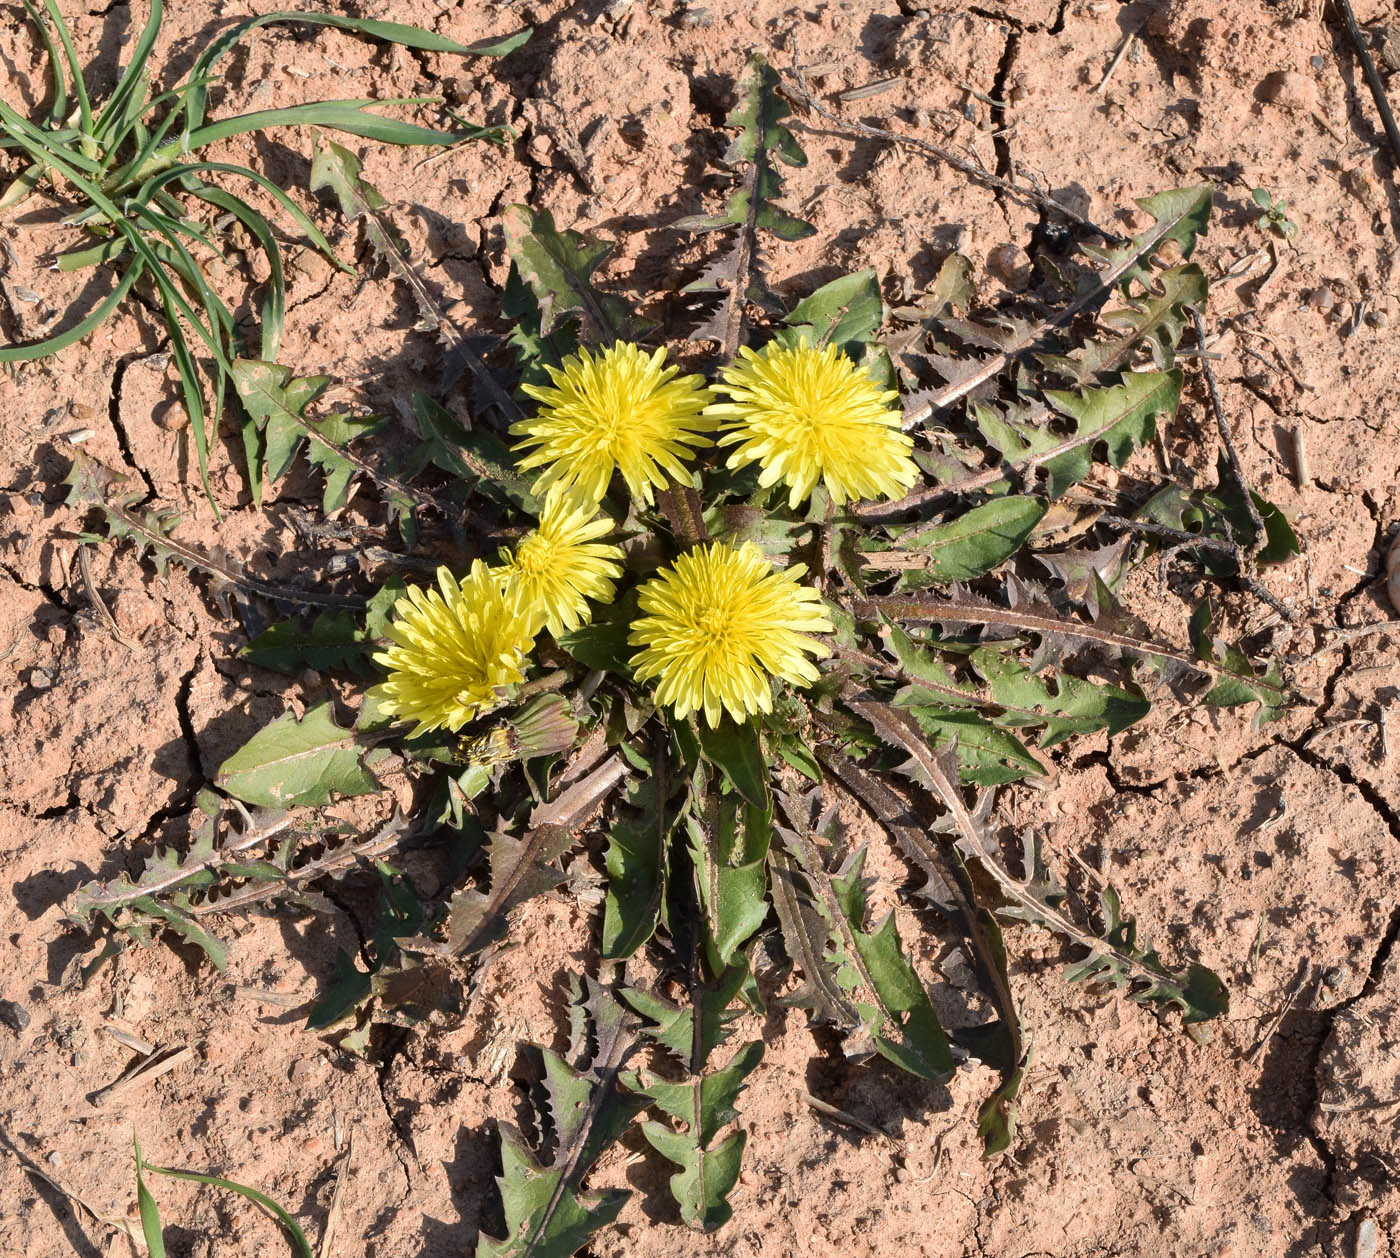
[496,487,625,636]
[511,342,716,507]
[706,338,919,509]
[629,540,834,728]
[369,562,534,735]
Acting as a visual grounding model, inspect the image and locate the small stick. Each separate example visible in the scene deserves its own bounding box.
[1246,958,1310,1066]
[88,1045,194,1106]
[1092,29,1137,94]
[318,1127,354,1258]
[1191,310,1269,561]
[1333,0,1400,178]
[77,545,141,652]
[1300,619,1400,663]
[838,77,901,103]
[1290,424,1311,488]
[103,1024,156,1055]
[801,1092,905,1149]
[785,63,1124,243]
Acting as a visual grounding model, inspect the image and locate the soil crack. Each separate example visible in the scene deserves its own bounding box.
[989,28,1019,181]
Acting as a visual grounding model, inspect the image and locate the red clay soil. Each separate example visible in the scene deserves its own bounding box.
[2,1,1399,1256]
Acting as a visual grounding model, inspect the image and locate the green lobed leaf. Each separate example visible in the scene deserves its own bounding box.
[477,979,641,1258]
[974,369,1181,498]
[503,261,580,389]
[1062,885,1229,1026]
[503,204,645,342]
[630,1041,764,1232]
[216,702,382,807]
[825,849,955,1079]
[897,705,1046,786]
[407,392,539,511]
[860,495,1047,583]
[624,965,749,1068]
[779,267,884,358]
[969,646,1150,746]
[1188,601,1287,724]
[674,51,814,351]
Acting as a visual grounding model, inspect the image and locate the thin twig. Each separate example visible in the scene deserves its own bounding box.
[1301,619,1400,663]
[77,543,142,651]
[801,1092,906,1149]
[1105,514,1300,624]
[1333,0,1400,179]
[1190,311,1286,607]
[88,1045,194,1106]
[1245,958,1310,1066]
[1092,29,1137,95]
[784,63,1124,244]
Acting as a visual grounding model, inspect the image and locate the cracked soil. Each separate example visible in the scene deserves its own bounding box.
[2,0,1400,1255]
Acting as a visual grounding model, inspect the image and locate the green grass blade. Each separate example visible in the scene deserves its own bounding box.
[0,161,46,213]
[0,260,142,360]
[55,235,128,271]
[131,202,236,336]
[181,12,530,135]
[142,1164,314,1258]
[138,161,346,268]
[104,73,223,190]
[196,186,285,361]
[40,0,92,134]
[178,99,463,151]
[93,0,162,142]
[18,0,67,123]
[0,99,104,174]
[133,1138,167,1258]
[0,104,226,509]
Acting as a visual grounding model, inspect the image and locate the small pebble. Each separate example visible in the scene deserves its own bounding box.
[289,1058,317,1083]
[47,1151,62,1167]
[0,1000,31,1032]
[1306,286,1334,313]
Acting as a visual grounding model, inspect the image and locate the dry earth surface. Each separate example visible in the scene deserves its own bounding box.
[2,0,1400,1256]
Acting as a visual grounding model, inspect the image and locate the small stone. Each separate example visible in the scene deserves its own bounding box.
[46,1151,62,1167]
[26,667,55,692]
[0,1000,31,1032]
[987,242,1030,291]
[1306,286,1334,313]
[1258,70,1314,111]
[1365,309,1389,329]
[289,1058,317,1083]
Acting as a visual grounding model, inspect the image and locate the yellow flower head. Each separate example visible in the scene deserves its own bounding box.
[369,562,534,735]
[629,540,833,728]
[707,339,919,509]
[497,487,625,636]
[512,342,715,507]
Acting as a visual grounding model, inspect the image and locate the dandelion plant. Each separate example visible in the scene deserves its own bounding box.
[63,51,1298,1258]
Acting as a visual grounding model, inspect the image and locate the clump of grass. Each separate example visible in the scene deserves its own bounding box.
[61,52,1302,1258]
[0,0,527,507]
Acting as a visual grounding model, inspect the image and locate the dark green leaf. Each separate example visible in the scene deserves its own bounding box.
[688,796,772,966]
[503,204,644,342]
[216,702,382,807]
[602,762,679,959]
[780,268,883,357]
[861,496,1047,582]
[695,718,769,809]
[630,1041,764,1232]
